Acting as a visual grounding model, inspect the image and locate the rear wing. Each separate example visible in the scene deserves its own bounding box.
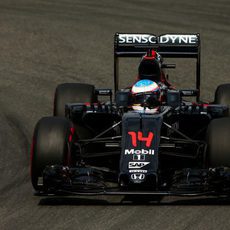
[114,33,201,101]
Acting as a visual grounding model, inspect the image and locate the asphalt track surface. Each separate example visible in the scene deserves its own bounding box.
[0,0,230,229]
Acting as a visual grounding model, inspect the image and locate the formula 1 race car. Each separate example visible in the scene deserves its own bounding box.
[30,33,230,197]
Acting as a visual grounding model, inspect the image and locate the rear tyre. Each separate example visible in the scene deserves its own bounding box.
[54,83,96,117]
[215,84,230,116]
[30,116,74,191]
[206,117,230,167]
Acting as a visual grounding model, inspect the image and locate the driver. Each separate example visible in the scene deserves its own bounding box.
[131,79,161,113]
[130,49,171,113]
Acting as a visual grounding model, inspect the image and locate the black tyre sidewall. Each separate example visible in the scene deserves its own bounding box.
[206,117,230,167]
[215,84,230,116]
[31,117,73,190]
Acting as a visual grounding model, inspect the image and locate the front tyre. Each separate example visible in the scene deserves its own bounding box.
[215,83,230,116]
[206,117,230,167]
[30,117,74,191]
[54,83,96,117]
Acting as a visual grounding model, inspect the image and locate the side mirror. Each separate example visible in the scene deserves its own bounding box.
[115,91,133,107]
[166,90,181,108]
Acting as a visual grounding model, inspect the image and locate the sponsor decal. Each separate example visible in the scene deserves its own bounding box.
[118,34,198,45]
[118,34,157,44]
[159,35,198,44]
[129,162,150,169]
[124,149,155,155]
[128,131,154,148]
[131,173,145,180]
[181,90,195,96]
[133,154,145,161]
[129,170,147,173]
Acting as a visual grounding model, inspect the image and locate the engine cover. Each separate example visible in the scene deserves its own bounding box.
[119,112,162,187]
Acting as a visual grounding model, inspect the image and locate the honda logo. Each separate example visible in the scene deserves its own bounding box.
[131,173,145,180]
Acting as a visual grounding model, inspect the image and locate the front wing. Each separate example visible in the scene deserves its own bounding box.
[38,165,230,197]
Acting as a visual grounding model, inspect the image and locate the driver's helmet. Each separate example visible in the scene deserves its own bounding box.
[138,50,162,82]
[131,79,161,113]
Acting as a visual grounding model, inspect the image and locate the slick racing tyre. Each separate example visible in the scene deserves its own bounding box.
[206,117,230,167]
[54,83,97,117]
[30,116,74,191]
[214,83,230,116]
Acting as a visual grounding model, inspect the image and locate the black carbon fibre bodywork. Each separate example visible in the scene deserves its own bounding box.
[32,33,230,197]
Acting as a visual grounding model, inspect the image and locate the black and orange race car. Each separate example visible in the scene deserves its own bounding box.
[30,33,230,197]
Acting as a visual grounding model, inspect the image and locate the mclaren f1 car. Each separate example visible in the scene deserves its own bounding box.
[30,33,230,197]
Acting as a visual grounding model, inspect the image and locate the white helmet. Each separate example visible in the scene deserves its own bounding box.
[131,79,161,113]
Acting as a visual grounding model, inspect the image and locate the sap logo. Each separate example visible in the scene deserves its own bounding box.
[129,162,150,169]
[124,149,155,155]
[159,35,198,44]
[118,34,157,44]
